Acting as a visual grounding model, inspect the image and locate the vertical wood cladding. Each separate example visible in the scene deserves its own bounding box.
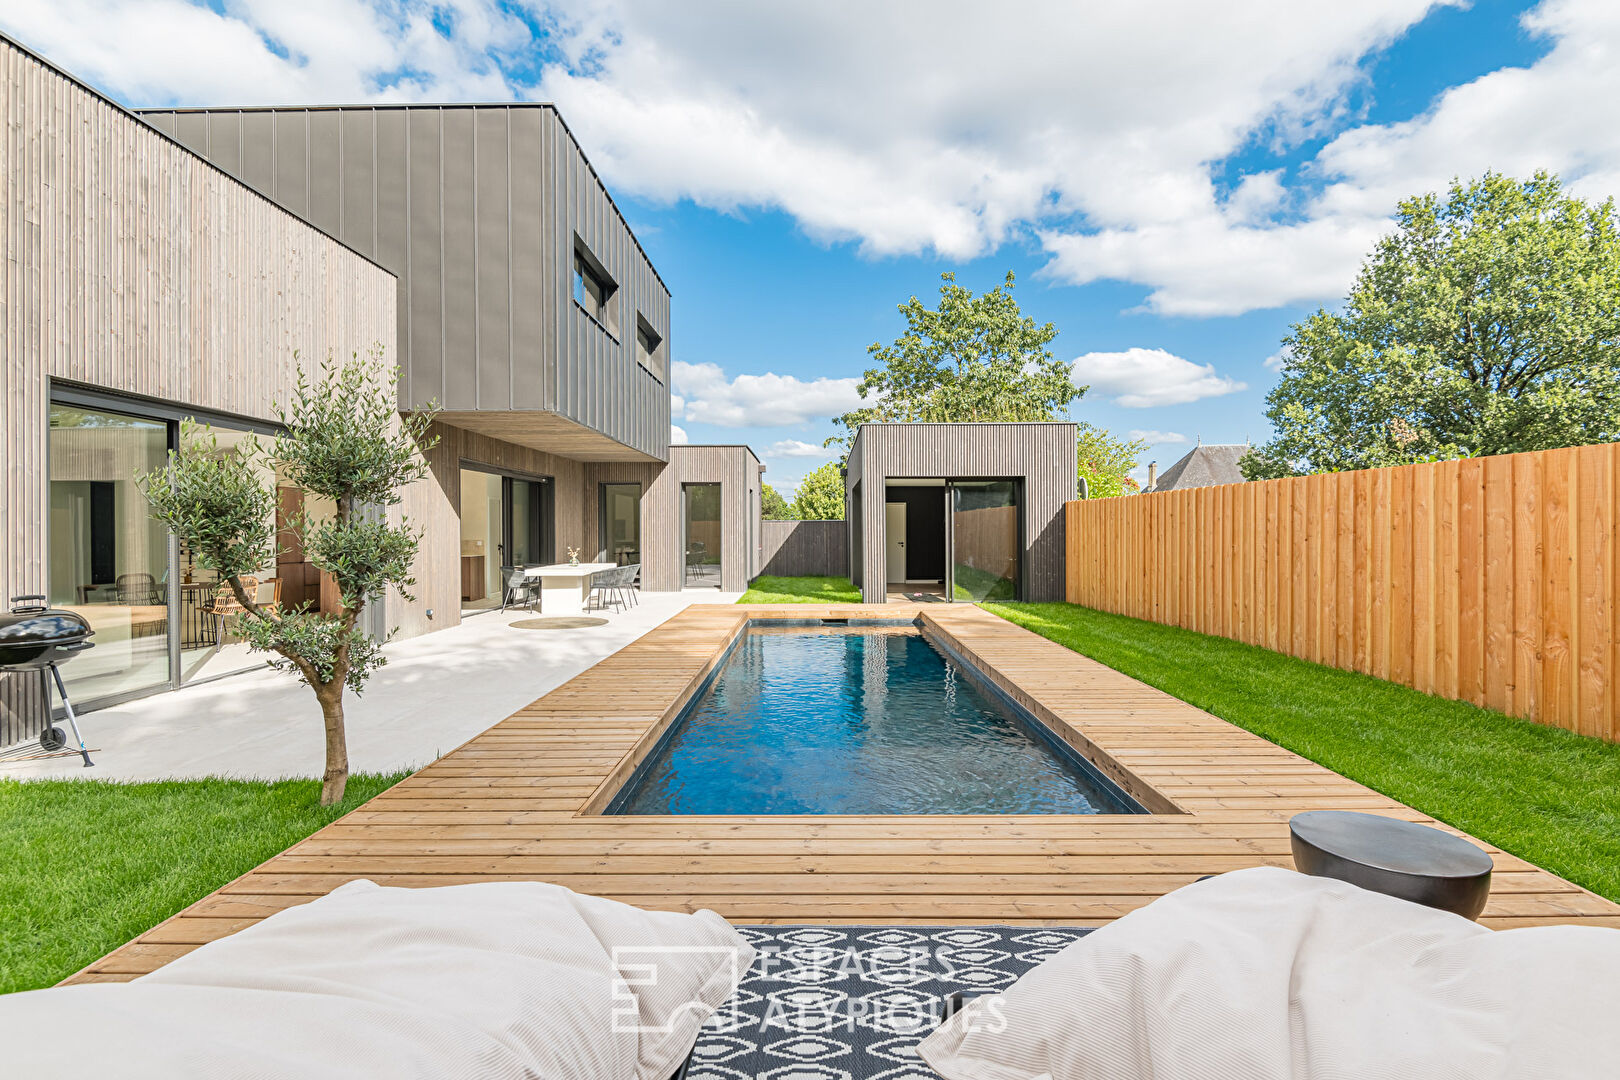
[138,105,672,461]
[846,424,1077,603]
[759,520,850,577]
[1068,444,1620,744]
[0,37,396,727]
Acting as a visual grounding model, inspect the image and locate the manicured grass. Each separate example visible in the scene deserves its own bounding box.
[739,575,862,604]
[985,602,1620,903]
[0,772,405,993]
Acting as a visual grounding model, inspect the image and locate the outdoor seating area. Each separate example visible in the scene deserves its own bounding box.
[496,563,642,616]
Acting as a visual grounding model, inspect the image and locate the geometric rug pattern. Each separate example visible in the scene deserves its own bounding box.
[687,925,1092,1080]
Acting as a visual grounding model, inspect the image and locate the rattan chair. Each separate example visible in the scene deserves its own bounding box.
[500,565,539,612]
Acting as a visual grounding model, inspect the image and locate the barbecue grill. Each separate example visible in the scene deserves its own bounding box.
[1,595,95,766]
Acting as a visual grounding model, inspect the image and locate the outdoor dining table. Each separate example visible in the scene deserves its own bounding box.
[521,562,616,616]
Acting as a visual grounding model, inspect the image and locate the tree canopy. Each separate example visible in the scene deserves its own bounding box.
[760,482,792,520]
[1077,424,1146,498]
[1244,172,1620,479]
[828,271,1082,448]
[790,462,844,520]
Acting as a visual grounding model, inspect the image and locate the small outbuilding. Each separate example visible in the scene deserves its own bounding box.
[842,423,1076,604]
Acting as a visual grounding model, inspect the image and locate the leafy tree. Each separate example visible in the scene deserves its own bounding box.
[1244,172,1620,479]
[828,271,1082,448]
[139,351,437,805]
[761,483,793,520]
[790,462,845,520]
[1076,424,1146,498]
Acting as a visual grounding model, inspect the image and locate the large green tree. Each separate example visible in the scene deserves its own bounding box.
[828,271,1082,448]
[1077,424,1146,498]
[760,483,793,520]
[1244,172,1620,479]
[139,352,436,805]
[790,462,845,520]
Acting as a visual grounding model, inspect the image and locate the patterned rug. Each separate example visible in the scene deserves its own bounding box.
[687,925,1091,1080]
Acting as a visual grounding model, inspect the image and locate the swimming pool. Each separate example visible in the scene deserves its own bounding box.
[608,623,1144,815]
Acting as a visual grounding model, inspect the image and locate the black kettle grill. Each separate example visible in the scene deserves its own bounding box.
[1,595,95,766]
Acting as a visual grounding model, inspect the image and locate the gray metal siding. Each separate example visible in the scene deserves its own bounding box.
[137,104,671,460]
[847,423,1076,603]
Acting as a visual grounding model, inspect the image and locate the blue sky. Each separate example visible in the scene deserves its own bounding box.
[6,0,1610,493]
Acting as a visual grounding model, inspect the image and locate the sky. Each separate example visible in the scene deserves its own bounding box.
[6,1,1616,493]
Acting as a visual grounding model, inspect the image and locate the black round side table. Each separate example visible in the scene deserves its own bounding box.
[1289,810,1494,920]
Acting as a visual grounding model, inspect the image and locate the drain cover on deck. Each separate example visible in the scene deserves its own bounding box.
[509,617,609,630]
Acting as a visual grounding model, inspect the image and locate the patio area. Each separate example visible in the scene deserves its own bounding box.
[67,602,1620,984]
[2,589,740,783]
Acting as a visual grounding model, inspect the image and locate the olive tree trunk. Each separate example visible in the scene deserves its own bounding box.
[314,680,349,805]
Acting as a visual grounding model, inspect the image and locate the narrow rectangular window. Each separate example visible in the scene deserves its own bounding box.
[635,315,664,380]
[573,240,619,338]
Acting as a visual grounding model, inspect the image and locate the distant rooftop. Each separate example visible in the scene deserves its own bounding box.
[1146,443,1249,492]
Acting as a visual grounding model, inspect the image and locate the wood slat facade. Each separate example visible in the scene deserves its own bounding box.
[0,36,396,730]
[845,423,1076,603]
[69,603,1619,983]
[1067,444,1620,742]
[759,520,849,578]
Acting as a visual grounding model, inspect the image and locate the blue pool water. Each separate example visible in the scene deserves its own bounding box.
[611,626,1140,815]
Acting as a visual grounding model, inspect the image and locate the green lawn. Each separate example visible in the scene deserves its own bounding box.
[739,575,862,603]
[985,602,1620,902]
[0,772,405,993]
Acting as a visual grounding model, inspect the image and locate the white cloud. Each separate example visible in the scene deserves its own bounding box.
[1128,430,1189,445]
[767,439,834,459]
[1263,347,1293,372]
[18,2,1620,317]
[0,0,526,105]
[671,360,863,428]
[669,423,688,445]
[1075,348,1247,408]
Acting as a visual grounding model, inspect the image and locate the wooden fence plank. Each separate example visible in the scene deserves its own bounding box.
[1068,443,1620,742]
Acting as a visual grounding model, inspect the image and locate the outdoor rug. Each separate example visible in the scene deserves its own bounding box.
[687,925,1092,1080]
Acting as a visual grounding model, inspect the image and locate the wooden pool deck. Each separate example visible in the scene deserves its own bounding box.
[69,603,1620,983]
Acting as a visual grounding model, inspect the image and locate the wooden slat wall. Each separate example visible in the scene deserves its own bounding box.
[759,520,849,577]
[1066,445,1620,742]
[1,39,396,735]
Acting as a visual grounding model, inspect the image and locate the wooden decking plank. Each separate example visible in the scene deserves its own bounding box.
[66,602,1620,986]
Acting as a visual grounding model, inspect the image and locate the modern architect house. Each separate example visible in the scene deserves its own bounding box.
[0,35,764,734]
[137,103,765,629]
[843,423,1077,603]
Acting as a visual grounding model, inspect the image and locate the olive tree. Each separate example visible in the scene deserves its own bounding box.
[139,351,437,805]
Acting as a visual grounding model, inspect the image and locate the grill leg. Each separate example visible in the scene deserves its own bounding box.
[47,664,94,768]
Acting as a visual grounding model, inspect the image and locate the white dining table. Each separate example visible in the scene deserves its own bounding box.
[521,562,616,616]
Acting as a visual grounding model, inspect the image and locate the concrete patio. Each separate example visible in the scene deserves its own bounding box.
[1,589,739,783]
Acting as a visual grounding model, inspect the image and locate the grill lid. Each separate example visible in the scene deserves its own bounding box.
[1,595,94,645]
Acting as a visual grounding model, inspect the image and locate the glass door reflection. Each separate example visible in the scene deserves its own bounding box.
[948,480,1020,601]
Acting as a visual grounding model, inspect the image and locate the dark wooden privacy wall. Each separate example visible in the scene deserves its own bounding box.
[760,520,849,578]
[1067,443,1620,742]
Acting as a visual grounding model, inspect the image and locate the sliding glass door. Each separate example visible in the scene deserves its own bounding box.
[47,394,281,706]
[599,483,642,566]
[47,406,172,703]
[459,467,552,613]
[948,480,1020,602]
[683,483,722,587]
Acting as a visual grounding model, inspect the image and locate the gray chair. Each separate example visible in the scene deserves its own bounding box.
[589,565,638,614]
[500,566,539,612]
[620,562,641,607]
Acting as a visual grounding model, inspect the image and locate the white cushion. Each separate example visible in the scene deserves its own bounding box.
[920,866,1620,1080]
[0,879,753,1079]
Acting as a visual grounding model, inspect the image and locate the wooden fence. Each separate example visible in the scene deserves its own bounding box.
[760,520,849,578]
[1067,443,1620,742]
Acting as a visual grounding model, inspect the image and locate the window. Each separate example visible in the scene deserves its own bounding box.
[572,241,619,338]
[635,315,665,381]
